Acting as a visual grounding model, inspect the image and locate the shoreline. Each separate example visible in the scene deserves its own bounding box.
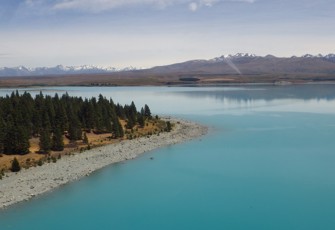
[2,81,335,89]
[0,117,208,209]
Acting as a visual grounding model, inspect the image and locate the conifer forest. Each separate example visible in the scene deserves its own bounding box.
[0,91,153,155]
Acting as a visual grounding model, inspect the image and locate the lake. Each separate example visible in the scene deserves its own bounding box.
[1,85,335,229]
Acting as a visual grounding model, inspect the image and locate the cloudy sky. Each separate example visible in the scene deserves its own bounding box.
[1,0,335,68]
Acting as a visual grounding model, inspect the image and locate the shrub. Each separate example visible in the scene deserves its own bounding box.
[83,132,89,144]
[11,157,21,172]
[165,121,172,132]
[37,159,43,166]
[51,156,57,163]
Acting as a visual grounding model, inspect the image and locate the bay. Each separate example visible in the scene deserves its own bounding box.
[1,85,335,230]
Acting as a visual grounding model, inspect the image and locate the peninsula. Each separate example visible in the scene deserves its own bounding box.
[0,117,207,209]
[0,92,208,209]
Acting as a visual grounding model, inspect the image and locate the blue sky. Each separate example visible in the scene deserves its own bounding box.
[1,0,335,68]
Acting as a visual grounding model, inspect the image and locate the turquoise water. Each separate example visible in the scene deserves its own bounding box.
[1,85,335,229]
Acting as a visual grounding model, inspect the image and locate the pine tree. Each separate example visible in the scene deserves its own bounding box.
[16,125,30,154]
[116,103,126,119]
[20,92,34,133]
[144,104,151,118]
[68,112,82,141]
[32,91,45,136]
[11,157,21,172]
[39,128,51,153]
[0,108,5,153]
[138,113,145,127]
[41,110,51,131]
[165,121,172,132]
[83,132,89,144]
[112,116,124,138]
[54,101,68,132]
[3,115,30,155]
[51,126,64,151]
[32,109,42,136]
[3,115,15,154]
[94,102,104,133]
[45,95,55,129]
[126,117,135,129]
[102,107,113,132]
[0,118,5,154]
[82,99,95,131]
[130,101,137,122]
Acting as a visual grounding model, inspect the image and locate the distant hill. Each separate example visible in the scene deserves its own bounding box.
[146,53,335,76]
[1,53,335,86]
[0,65,138,77]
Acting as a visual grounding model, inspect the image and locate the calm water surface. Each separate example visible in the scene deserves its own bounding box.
[1,85,335,229]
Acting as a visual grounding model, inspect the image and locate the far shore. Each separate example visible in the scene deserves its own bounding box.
[0,117,208,209]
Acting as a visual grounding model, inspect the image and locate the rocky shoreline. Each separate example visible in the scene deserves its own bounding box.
[0,117,208,209]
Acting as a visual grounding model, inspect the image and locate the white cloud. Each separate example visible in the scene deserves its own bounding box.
[231,0,255,3]
[24,0,47,8]
[53,0,180,12]
[199,0,218,7]
[189,2,198,11]
[50,0,255,13]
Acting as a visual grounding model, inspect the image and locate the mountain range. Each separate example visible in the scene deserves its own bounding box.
[146,53,335,76]
[1,53,335,77]
[1,53,335,86]
[0,65,138,77]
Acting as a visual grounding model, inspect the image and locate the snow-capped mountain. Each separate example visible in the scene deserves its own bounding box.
[323,54,335,62]
[0,65,139,77]
[292,53,335,61]
[147,53,335,76]
[1,53,335,77]
[210,53,335,62]
[210,53,258,62]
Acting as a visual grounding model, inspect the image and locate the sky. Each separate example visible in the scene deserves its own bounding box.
[0,0,335,68]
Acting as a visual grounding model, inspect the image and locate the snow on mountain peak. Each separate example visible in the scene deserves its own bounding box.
[0,65,139,77]
[324,53,335,59]
[209,53,258,62]
[211,53,335,61]
[302,54,315,58]
[228,53,257,58]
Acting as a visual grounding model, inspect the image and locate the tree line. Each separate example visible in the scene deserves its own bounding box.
[0,91,152,155]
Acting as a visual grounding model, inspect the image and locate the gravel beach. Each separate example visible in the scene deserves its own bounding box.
[0,118,208,209]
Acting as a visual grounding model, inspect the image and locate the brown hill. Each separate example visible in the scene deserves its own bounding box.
[1,54,335,87]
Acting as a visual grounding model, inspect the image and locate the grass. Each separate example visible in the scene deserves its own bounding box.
[0,118,170,172]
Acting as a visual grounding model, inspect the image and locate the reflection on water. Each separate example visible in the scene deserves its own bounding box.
[170,85,335,115]
[1,85,335,115]
[174,84,335,101]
